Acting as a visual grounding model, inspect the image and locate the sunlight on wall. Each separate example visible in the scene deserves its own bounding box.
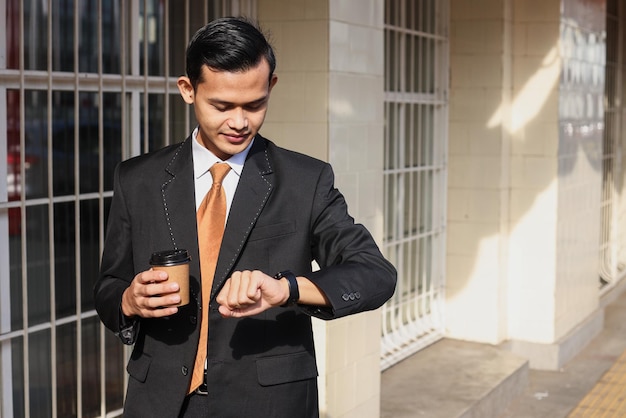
[507,179,558,342]
[487,46,561,134]
[329,98,356,118]
[446,234,504,343]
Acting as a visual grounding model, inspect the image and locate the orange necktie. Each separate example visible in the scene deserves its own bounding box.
[189,162,231,393]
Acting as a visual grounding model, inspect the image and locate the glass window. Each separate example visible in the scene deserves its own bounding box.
[79,2,99,73]
[102,3,123,74]
[26,204,51,327]
[22,0,48,71]
[56,323,78,416]
[52,91,76,197]
[52,0,76,73]
[24,90,49,200]
[82,317,102,415]
[145,93,166,151]
[80,199,100,311]
[29,330,52,415]
[140,0,166,76]
[54,200,77,317]
[10,337,25,417]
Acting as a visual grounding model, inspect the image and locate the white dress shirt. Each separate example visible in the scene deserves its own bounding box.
[191,127,253,221]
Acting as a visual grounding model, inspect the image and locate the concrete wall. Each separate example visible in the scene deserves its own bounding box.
[447,0,514,344]
[259,0,386,416]
[506,0,562,345]
[448,0,607,370]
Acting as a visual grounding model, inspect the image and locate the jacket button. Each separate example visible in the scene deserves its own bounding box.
[349,293,355,300]
[189,316,197,324]
[342,293,350,301]
[355,292,361,299]
[182,366,188,376]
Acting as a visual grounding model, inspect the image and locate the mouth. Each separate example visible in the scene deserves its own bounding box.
[223,132,250,144]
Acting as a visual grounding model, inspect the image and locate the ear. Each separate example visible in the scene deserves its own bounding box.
[268,74,278,92]
[177,76,195,104]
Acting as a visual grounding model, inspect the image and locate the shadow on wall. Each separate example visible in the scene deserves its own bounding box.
[447,3,607,343]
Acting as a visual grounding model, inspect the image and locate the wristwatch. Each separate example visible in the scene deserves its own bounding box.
[274,270,299,307]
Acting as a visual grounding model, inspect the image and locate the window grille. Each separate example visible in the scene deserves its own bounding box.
[381,0,449,370]
[600,0,626,289]
[0,1,256,416]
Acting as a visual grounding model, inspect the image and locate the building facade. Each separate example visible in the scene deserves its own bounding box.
[0,0,624,417]
[446,0,626,373]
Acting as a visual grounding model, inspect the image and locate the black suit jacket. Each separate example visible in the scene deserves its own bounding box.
[94,134,397,417]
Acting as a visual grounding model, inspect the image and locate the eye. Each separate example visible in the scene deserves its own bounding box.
[213,104,232,112]
[245,101,266,111]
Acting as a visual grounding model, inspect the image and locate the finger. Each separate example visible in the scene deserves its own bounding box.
[147,281,180,297]
[237,272,257,303]
[145,305,179,318]
[218,304,245,318]
[143,294,181,312]
[236,271,262,304]
[139,269,168,285]
[218,305,234,317]
[218,302,267,319]
[216,278,232,307]
[247,271,264,300]
[227,274,244,307]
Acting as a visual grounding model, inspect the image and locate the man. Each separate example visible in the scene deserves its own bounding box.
[94,17,396,417]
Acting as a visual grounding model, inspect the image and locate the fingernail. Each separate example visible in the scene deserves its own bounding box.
[170,283,179,291]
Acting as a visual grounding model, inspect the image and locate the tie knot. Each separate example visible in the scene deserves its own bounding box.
[210,162,231,185]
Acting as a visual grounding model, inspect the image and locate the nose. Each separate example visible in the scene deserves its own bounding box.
[228,108,248,131]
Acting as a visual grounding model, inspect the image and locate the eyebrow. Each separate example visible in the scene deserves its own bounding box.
[208,95,268,107]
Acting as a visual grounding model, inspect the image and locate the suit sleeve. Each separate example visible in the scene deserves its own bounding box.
[304,163,397,320]
[94,163,140,344]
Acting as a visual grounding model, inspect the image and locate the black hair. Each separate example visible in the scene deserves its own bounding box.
[185,17,276,89]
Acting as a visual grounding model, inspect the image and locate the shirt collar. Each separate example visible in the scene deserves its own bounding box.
[191,127,253,179]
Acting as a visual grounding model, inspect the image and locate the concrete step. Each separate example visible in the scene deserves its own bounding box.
[380,338,529,418]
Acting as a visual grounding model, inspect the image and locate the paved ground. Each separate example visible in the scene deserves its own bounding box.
[380,285,626,418]
[501,288,626,418]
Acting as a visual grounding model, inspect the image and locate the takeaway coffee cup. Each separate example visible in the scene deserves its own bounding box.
[149,249,191,306]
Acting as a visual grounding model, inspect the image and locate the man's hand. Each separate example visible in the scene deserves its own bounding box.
[121,269,181,318]
[216,270,289,318]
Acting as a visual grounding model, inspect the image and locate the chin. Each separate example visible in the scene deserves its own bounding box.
[226,137,253,150]
[216,143,250,159]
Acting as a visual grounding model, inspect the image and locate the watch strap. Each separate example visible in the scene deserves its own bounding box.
[274,270,299,307]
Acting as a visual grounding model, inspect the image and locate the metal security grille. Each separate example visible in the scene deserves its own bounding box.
[381,0,449,370]
[0,1,256,416]
[600,0,626,290]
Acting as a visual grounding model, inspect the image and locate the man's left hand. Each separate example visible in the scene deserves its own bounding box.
[216,270,289,317]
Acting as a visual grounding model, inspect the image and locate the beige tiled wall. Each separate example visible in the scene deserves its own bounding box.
[449,0,606,370]
[261,10,329,161]
[447,0,513,344]
[260,1,386,416]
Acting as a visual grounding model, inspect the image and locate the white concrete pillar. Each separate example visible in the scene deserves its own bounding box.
[259,0,386,416]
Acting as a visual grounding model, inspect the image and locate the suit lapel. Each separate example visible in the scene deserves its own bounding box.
[211,137,274,298]
[160,138,201,281]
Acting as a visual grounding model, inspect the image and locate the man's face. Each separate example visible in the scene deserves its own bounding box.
[177,59,277,160]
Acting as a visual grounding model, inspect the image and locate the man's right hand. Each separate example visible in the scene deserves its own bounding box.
[121,269,181,318]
